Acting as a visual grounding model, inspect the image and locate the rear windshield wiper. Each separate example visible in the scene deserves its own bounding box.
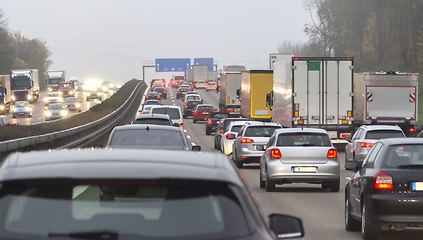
[397,164,423,169]
[49,230,118,240]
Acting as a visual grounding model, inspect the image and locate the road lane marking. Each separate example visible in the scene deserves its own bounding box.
[191,142,196,146]
[187,135,191,139]
[184,130,187,132]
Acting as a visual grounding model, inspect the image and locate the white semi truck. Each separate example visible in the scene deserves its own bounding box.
[10,69,40,104]
[353,71,418,137]
[219,72,242,114]
[267,56,354,144]
[46,70,66,92]
[192,65,208,85]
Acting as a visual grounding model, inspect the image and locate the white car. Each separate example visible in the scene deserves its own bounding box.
[196,80,207,89]
[221,121,252,155]
[43,92,63,106]
[149,105,184,129]
[183,93,202,103]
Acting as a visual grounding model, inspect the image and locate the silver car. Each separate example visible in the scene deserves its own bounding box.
[260,128,340,192]
[232,122,282,168]
[221,121,252,155]
[45,103,68,122]
[345,125,405,166]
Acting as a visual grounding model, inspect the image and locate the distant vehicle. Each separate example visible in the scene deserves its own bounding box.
[192,104,214,123]
[183,99,202,119]
[176,87,189,99]
[142,99,161,107]
[154,86,167,99]
[63,97,81,112]
[205,111,230,135]
[223,65,246,71]
[58,81,75,97]
[260,128,340,192]
[86,89,102,101]
[0,75,12,114]
[105,125,199,151]
[10,69,40,104]
[46,70,65,92]
[149,105,184,129]
[145,91,160,101]
[205,80,217,91]
[219,72,241,113]
[232,122,282,168]
[45,103,68,122]
[192,65,208,86]
[43,92,63,106]
[196,80,207,89]
[12,101,32,118]
[183,93,201,103]
[221,120,251,155]
[345,125,405,166]
[132,114,173,126]
[345,138,423,239]
[214,117,249,150]
[0,149,304,240]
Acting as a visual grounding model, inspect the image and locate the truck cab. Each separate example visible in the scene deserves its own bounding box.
[58,82,76,98]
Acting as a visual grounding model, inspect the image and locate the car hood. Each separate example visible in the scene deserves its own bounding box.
[107,145,189,151]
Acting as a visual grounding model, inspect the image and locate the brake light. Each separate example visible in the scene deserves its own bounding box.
[220,128,223,132]
[177,92,180,94]
[145,96,149,98]
[359,142,374,148]
[184,103,187,108]
[179,123,184,129]
[373,171,393,189]
[227,109,233,112]
[163,91,166,93]
[207,119,212,124]
[226,133,233,139]
[410,128,416,132]
[270,149,282,159]
[241,138,254,143]
[327,148,337,159]
[194,111,198,115]
[158,96,160,98]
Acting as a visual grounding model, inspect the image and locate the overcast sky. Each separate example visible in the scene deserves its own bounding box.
[0,0,312,84]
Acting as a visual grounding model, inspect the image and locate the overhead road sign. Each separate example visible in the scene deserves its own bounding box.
[155,58,190,72]
[194,58,214,71]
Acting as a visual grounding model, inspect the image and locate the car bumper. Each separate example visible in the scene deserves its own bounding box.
[266,160,340,183]
[184,110,193,116]
[236,147,265,163]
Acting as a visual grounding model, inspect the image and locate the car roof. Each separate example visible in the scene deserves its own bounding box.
[114,124,178,131]
[228,120,253,126]
[196,104,213,107]
[274,127,328,134]
[244,121,281,127]
[149,105,181,110]
[360,125,403,131]
[376,138,423,145]
[133,114,171,120]
[0,150,242,186]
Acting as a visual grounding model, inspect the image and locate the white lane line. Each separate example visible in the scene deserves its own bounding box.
[172,100,174,102]
[191,142,196,146]
[187,135,191,139]
[38,117,43,120]
[173,103,175,105]
[184,130,187,133]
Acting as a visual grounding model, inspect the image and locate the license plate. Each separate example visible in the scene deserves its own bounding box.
[293,167,317,173]
[202,112,209,114]
[412,182,423,191]
[255,144,266,150]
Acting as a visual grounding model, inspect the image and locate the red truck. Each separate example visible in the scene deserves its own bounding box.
[58,81,76,98]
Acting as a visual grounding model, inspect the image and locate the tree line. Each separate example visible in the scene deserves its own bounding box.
[0,10,52,90]
[278,0,423,74]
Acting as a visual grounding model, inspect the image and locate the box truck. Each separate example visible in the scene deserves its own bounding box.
[240,70,273,121]
[219,72,242,113]
[267,57,354,144]
[185,68,193,83]
[0,75,12,114]
[192,65,208,86]
[46,70,66,92]
[10,69,40,104]
[353,71,418,136]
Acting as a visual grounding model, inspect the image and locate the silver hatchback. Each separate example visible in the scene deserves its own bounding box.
[260,128,340,192]
[232,122,282,168]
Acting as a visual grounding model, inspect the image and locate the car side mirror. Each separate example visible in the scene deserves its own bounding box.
[345,161,360,171]
[173,123,180,127]
[269,214,304,239]
[192,145,201,151]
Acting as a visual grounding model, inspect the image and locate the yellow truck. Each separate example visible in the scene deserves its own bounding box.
[240,70,273,121]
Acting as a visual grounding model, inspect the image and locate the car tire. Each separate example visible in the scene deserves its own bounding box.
[12,115,16,118]
[183,114,187,119]
[206,128,211,135]
[235,153,243,168]
[265,174,275,192]
[329,179,340,192]
[86,98,89,101]
[221,144,224,154]
[361,204,380,240]
[193,118,197,123]
[214,139,217,149]
[345,197,360,231]
[259,171,265,189]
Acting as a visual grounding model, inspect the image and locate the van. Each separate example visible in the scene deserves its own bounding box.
[149,105,184,129]
[183,94,202,103]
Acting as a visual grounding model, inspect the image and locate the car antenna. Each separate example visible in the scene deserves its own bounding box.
[146,126,150,131]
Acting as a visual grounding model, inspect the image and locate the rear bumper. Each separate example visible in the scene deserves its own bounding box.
[367,195,423,224]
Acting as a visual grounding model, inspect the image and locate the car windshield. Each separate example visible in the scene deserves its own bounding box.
[133,118,171,125]
[151,108,180,120]
[365,130,405,139]
[14,102,29,107]
[147,92,158,96]
[276,132,332,147]
[211,113,229,119]
[244,126,280,137]
[110,129,185,147]
[48,93,60,97]
[197,106,213,111]
[0,179,253,239]
[65,98,78,103]
[384,144,423,168]
[58,83,73,89]
[48,104,64,110]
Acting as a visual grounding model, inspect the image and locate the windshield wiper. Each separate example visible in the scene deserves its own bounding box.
[48,230,118,240]
[397,164,423,169]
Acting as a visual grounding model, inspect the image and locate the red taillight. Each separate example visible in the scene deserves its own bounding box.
[177,92,180,94]
[163,91,166,93]
[410,128,416,132]
[227,109,233,112]
[327,148,337,159]
[205,86,208,88]
[359,142,374,148]
[194,111,198,115]
[152,87,155,90]
[145,96,149,98]
[158,96,160,98]
[270,149,282,159]
[241,138,254,143]
[179,123,184,129]
[207,119,212,124]
[184,103,187,108]
[373,171,393,189]
[226,133,233,139]
[220,128,223,132]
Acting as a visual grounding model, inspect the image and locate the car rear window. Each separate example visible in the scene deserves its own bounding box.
[111,129,185,146]
[383,144,423,168]
[197,106,213,111]
[133,118,172,125]
[223,119,247,132]
[211,113,229,119]
[365,130,405,139]
[0,180,253,239]
[276,133,331,147]
[151,108,180,120]
[244,126,280,137]
[186,96,201,101]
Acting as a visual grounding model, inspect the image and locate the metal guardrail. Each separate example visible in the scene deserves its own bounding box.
[0,81,145,152]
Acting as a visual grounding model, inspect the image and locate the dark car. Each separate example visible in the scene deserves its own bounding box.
[192,104,214,123]
[176,87,189,99]
[345,138,423,240]
[0,149,304,240]
[153,86,167,99]
[214,117,249,150]
[206,111,229,135]
[132,114,174,126]
[183,100,202,118]
[145,91,160,101]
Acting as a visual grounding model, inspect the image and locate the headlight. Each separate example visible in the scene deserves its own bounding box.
[76,103,81,107]
[0,106,4,110]
[69,91,74,95]
[12,96,15,101]
[45,112,52,116]
[44,98,49,102]
[48,88,52,92]
[14,108,18,112]
[25,107,30,111]
[59,97,63,102]
[97,92,101,96]
[102,87,107,91]
[87,93,91,96]
[61,111,68,116]
[28,95,32,100]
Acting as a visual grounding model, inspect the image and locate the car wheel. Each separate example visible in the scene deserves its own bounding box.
[345,197,360,231]
[361,203,380,240]
[265,174,275,192]
[29,115,32,118]
[330,179,340,192]
[221,144,224,154]
[206,128,210,135]
[259,171,265,189]
[235,154,243,168]
[183,114,187,119]
[193,118,197,123]
[214,139,217,149]
[12,115,16,118]
[86,98,89,101]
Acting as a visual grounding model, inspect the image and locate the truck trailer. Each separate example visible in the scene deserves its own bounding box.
[10,69,40,104]
[219,72,242,113]
[192,65,208,85]
[223,65,245,72]
[185,69,193,83]
[0,75,12,114]
[267,57,354,144]
[353,71,418,136]
[46,70,66,92]
[240,70,273,121]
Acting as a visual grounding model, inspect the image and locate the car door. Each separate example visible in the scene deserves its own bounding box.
[233,125,246,155]
[349,129,363,160]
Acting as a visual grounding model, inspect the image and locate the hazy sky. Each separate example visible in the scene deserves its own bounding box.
[0,0,312,84]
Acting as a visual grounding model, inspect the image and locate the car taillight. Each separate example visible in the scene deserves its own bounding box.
[373,171,393,189]
[158,96,160,98]
[327,148,337,159]
[241,138,254,143]
[227,109,233,112]
[177,92,180,94]
[184,103,187,108]
[270,148,282,159]
[226,133,233,139]
[220,128,223,132]
[359,142,374,147]
[145,96,149,98]
[194,111,198,115]
[410,128,416,132]
[207,119,212,124]
[163,91,166,93]
[179,123,184,129]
